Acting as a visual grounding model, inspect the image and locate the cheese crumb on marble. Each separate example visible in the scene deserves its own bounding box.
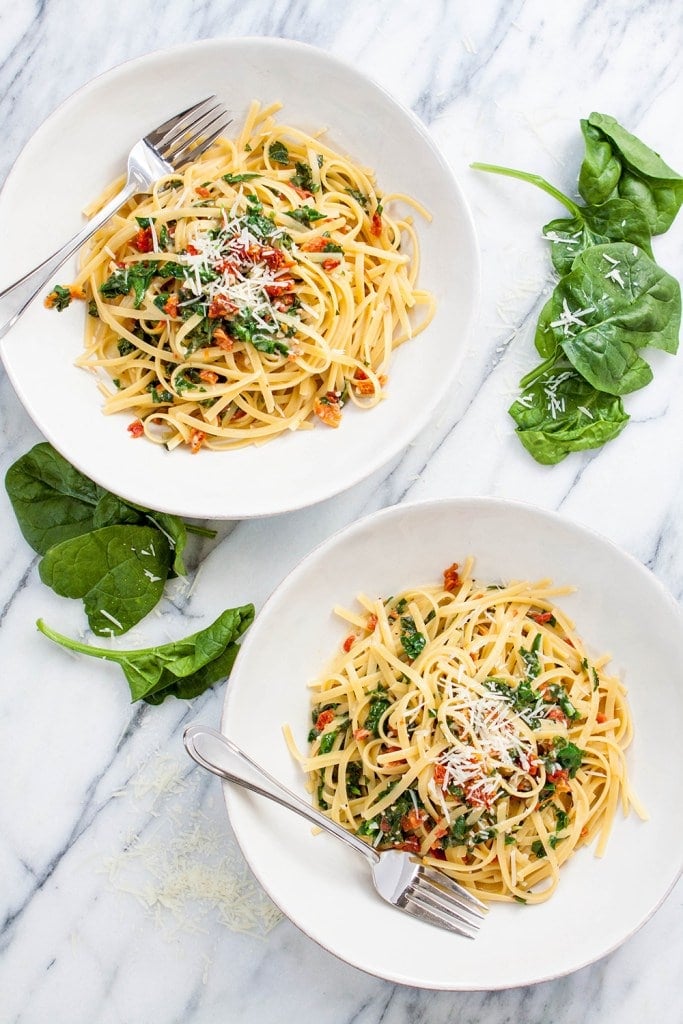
[103,755,282,939]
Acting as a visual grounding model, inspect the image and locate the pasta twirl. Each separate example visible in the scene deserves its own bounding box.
[286,559,644,904]
[59,101,434,453]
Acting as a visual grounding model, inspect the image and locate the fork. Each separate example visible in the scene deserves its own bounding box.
[183,724,487,938]
[0,96,231,340]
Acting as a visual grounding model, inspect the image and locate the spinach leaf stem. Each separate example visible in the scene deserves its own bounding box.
[471,162,583,219]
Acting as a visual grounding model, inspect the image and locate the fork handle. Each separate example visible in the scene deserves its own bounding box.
[0,179,138,341]
[184,724,381,865]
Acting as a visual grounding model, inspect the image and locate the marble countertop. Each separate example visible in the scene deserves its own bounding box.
[1,1,682,1021]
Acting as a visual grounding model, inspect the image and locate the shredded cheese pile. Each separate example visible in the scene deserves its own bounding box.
[103,754,282,939]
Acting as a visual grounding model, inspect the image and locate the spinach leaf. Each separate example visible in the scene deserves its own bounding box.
[36,605,255,704]
[542,216,608,277]
[510,359,629,464]
[5,443,197,575]
[251,337,289,355]
[5,444,223,635]
[399,615,427,660]
[357,789,417,845]
[157,261,188,280]
[582,112,683,234]
[222,172,261,183]
[101,500,188,577]
[345,187,369,209]
[39,525,171,636]
[93,491,146,529]
[535,243,680,394]
[5,443,106,554]
[318,729,340,755]
[268,141,290,165]
[365,696,391,737]
[531,839,547,859]
[545,683,580,721]
[519,634,542,679]
[543,198,652,276]
[552,737,584,777]
[286,206,327,227]
[227,308,289,355]
[577,119,622,205]
[100,262,157,308]
[244,195,282,241]
[138,510,188,576]
[290,161,319,193]
[46,284,73,311]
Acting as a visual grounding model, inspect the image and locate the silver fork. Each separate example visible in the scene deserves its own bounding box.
[183,724,487,938]
[0,96,231,340]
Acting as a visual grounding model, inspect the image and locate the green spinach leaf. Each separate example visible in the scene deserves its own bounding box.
[543,198,652,276]
[226,308,289,355]
[552,737,584,777]
[577,119,622,205]
[509,359,629,464]
[46,284,74,311]
[365,696,391,737]
[244,195,283,241]
[5,443,200,576]
[93,491,147,529]
[286,206,327,227]
[222,172,261,184]
[345,187,369,209]
[399,615,427,660]
[472,115,682,465]
[580,113,683,234]
[100,262,158,308]
[5,443,106,554]
[157,261,188,280]
[535,243,680,394]
[36,605,255,704]
[519,634,542,679]
[290,161,319,193]
[268,141,290,165]
[39,525,171,636]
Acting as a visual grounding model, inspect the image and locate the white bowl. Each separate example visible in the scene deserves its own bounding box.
[0,38,479,519]
[220,497,683,989]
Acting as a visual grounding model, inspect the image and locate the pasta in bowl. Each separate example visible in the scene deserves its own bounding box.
[64,101,434,453]
[220,498,683,989]
[288,559,643,905]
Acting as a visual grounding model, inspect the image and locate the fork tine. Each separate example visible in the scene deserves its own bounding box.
[403,890,479,938]
[414,874,484,923]
[145,96,218,148]
[171,114,232,168]
[419,865,488,913]
[160,101,225,156]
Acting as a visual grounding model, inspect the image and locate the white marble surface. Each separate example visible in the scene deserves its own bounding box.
[1,1,683,1021]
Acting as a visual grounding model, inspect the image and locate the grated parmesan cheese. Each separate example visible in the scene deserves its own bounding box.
[103,754,282,940]
[602,252,625,288]
[549,298,596,337]
[99,609,123,630]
